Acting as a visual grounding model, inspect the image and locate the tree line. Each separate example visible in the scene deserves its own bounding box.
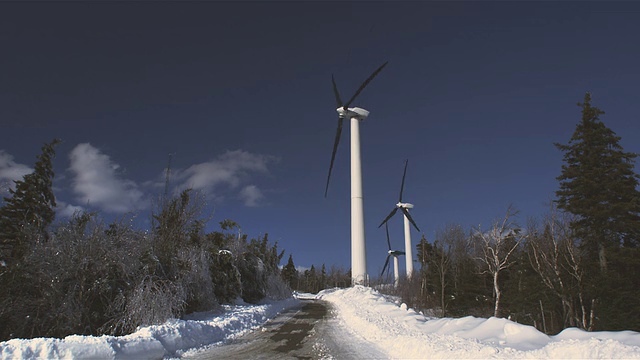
[0,143,290,340]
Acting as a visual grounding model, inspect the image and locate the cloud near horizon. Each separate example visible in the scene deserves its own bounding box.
[68,143,146,213]
[172,150,277,204]
[2,145,276,215]
[0,150,33,195]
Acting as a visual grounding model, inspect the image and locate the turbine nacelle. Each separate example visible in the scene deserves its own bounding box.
[396,202,414,209]
[379,160,421,232]
[336,107,370,120]
[388,250,406,256]
[325,61,387,198]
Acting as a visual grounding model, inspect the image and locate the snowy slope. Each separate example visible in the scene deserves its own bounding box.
[317,286,640,359]
[2,287,639,359]
[0,298,299,359]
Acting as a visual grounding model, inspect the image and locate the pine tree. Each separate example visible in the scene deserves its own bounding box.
[0,139,60,260]
[281,254,298,289]
[555,93,640,269]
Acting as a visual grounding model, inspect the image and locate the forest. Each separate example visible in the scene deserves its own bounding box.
[1,93,639,340]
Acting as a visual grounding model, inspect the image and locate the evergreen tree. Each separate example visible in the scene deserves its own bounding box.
[0,139,60,260]
[320,264,327,291]
[281,254,298,289]
[555,93,640,268]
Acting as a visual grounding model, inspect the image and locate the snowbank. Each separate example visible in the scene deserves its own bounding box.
[318,286,640,359]
[0,298,299,360]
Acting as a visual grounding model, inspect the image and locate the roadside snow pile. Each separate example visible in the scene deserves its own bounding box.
[318,286,640,359]
[0,298,299,360]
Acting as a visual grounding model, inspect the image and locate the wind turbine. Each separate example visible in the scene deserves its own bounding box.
[378,159,420,278]
[381,222,405,288]
[325,61,388,286]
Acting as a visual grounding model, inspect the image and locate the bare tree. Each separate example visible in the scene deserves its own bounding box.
[527,206,596,331]
[528,206,574,329]
[563,231,596,330]
[474,206,525,318]
[433,225,463,317]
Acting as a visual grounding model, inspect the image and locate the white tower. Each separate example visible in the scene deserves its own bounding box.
[324,62,388,286]
[340,107,369,285]
[400,202,415,277]
[379,160,421,279]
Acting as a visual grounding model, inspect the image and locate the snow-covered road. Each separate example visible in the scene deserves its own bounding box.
[182,300,386,359]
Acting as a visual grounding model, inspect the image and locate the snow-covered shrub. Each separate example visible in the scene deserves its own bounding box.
[111,276,186,334]
[177,247,217,314]
[210,248,242,303]
[265,272,292,300]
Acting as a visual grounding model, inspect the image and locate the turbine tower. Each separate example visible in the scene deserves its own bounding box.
[325,61,388,286]
[379,159,420,278]
[381,222,405,288]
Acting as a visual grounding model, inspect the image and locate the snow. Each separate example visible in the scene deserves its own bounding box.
[2,287,640,359]
[317,286,640,359]
[0,298,299,360]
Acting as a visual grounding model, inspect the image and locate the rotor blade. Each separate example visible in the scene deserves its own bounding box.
[378,207,398,228]
[331,75,343,108]
[381,255,391,277]
[399,159,408,202]
[385,222,391,250]
[344,61,388,109]
[401,207,421,232]
[324,117,344,197]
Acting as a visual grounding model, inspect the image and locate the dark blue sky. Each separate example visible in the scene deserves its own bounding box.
[1,2,639,275]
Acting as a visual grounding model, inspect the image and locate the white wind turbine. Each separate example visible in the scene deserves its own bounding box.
[324,61,388,286]
[378,159,421,278]
[381,222,405,288]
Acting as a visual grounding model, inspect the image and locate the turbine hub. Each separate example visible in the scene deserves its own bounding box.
[337,107,369,120]
[396,202,414,209]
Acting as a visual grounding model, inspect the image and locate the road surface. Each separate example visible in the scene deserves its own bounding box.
[182,300,387,359]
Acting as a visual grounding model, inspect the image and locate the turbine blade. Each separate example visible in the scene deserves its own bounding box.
[378,207,398,228]
[381,255,391,277]
[332,75,343,108]
[385,222,392,251]
[399,159,408,202]
[324,117,344,197]
[344,61,388,109]
[401,207,421,232]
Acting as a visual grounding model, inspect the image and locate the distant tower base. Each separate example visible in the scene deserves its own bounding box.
[352,274,369,287]
[403,212,414,278]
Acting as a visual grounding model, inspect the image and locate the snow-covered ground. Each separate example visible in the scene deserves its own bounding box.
[0,298,299,359]
[317,286,640,359]
[2,286,639,359]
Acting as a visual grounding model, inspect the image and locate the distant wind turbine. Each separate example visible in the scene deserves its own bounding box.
[325,61,388,285]
[381,222,405,288]
[379,159,420,278]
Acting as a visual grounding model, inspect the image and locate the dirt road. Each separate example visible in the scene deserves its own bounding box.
[182,300,386,359]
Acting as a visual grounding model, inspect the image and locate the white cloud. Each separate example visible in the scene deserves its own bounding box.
[173,150,276,204]
[239,185,264,207]
[0,150,32,195]
[68,143,146,213]
[56,201,86,218]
